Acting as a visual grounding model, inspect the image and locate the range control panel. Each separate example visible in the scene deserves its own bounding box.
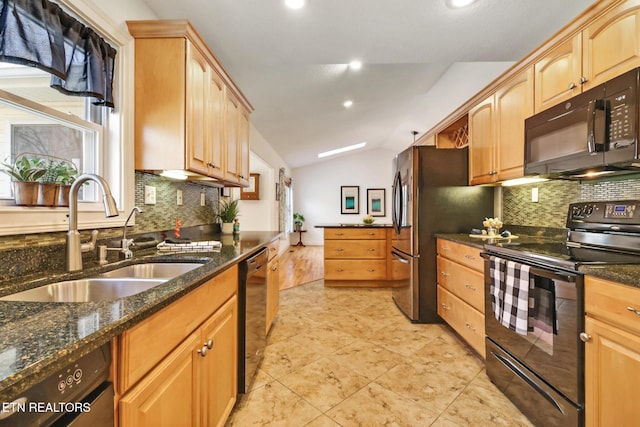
[567,200,640,231]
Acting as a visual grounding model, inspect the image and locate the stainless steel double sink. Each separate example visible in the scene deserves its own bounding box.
[0,262,202,303]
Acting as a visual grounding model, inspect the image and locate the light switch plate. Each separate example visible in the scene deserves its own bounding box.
[200,192,206,206]
[177,190,183,206]
[531,187,539,203]
[144,185,156,205]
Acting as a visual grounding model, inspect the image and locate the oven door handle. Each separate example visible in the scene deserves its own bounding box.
[482,252,577,283]
[528,266,577,283]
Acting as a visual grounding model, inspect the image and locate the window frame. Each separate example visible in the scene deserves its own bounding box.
[0,0,134,236]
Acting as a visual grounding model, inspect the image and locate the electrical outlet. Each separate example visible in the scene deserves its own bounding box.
[200,192,206,206]
[144,185,156,205]
[532,187,539,203]
[177,190,183,206]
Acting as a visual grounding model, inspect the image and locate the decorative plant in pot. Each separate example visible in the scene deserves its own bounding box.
[293,212,305,231]
[0,155,46,206]
[216,198,239,234]
[52,160,80,207]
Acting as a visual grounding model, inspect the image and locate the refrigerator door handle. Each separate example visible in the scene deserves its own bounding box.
[392,171,402,235]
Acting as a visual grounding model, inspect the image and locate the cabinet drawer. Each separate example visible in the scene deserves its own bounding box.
[437,255,484,313]
[118,266,237,392]
[585,276,640,335]
[324,228,386,240]
[438,285,485,358]
[266,239,280,261]
[325,260,386,280]
[325,239,386,259]
[437,239,484,272]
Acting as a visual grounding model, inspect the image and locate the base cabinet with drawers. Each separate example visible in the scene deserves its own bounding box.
[323,227,392,286]
[584,275,640,427]
[436,239,486,358]
[118,266,238,427]
[266,238,280,333]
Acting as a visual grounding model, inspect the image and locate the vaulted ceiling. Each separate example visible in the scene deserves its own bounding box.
[142,0,596,168]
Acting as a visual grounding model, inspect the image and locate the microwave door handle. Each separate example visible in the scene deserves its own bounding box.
[587,99,607,154]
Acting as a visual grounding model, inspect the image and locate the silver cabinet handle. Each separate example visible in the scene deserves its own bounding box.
[197,345,208,357]
[627,306,640,316]
[368,232,375,235]
[271,265,278,271]
[579,332,591,342]
[336,248,344,252]
[579,76,588,84]
[568,82,577,90]
[368,248,375,252]
[441,246,450,251]
[206,339,213,349]
[335,232,344,236]
[440,303,451,310]
[465,322,476,332]
[464,254,475,260]
[440,271,449,276]
[336,269,344,272]
[465,284,476,291]
[367,269,375,272]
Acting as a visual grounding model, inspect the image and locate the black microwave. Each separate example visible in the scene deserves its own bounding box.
[525,67,640,178]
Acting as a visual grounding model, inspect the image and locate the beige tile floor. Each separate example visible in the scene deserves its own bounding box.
[226,281,533,427]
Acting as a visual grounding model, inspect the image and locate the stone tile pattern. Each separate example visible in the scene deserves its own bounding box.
[503,176,640,228]
[227,281,533,427]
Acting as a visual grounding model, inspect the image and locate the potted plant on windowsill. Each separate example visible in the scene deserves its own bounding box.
[293,212,305,231]
[52,161,80,207]
[1,155,46,206]
[216,198,239,234]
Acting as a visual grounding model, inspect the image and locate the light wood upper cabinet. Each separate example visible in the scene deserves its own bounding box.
[534,35,582,113]
[495,67,533,181]
[468,96,495,185]
[583,0,640,90]
[534,0,640,113]
[469,67,532,185]
[127,20,252,187]
[584,275,640,427]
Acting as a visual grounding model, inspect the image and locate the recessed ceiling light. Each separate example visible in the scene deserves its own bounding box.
[318,142,367,158]
[343,100,353,108]
[285,0,305,9]
[349,60,362,70]
[446,0,478,8]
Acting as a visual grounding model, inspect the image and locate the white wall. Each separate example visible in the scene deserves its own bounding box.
[291,147,397,246]
[236,152,276,231]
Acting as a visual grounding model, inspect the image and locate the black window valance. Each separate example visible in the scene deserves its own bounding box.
[0,0,116,107]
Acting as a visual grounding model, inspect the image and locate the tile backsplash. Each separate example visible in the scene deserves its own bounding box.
[0,172,219,250]
[502,176,640,228]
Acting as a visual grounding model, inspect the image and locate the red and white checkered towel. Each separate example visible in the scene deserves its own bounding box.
[490,256,532,335]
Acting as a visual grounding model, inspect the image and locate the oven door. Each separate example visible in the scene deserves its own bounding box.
[483,255,584,405]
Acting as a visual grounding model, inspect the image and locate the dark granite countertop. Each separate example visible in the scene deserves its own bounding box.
[0,230,280,402]
[436,233,640,288]
[315,223,393,228]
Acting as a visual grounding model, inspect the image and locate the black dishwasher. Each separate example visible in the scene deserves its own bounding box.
[238,248,268,394]
[0,343,113,426]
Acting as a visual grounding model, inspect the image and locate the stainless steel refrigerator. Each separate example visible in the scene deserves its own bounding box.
[391,145,493,323]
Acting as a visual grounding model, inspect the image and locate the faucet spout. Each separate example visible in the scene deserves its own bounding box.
[123,206,142,242]
[66,174,119,272]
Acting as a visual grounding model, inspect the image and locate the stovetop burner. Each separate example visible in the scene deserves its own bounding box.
[486,200,640,270]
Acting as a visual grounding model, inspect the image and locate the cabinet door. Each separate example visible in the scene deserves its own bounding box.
[200,295,238,427]
[534,34,582,113]
[266,257,279,333]
[582,0,640,90]
[186,43,210,176]
[225,92,240,183]
[584,316,640,427]
[120,333,200,427]
[238,106,251,187]
[468,96,495,185]
[207,69,226,180]
[495,67,533,181]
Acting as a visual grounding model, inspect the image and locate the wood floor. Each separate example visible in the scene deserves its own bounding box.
[278,245,323,290]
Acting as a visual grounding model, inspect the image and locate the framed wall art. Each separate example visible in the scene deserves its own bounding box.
[240,173,260,200]
[367,188,386,217]
[340,185,359,214]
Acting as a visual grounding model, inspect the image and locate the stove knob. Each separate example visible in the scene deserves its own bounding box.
[585,205,594,216]
[574,207,584,217]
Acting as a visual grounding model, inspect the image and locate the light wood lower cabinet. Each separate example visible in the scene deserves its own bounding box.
[267,257,279,333]
[436,239,486,358]
[323,227,393,286]
[118,266,238,427]
[584,275,640,427]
